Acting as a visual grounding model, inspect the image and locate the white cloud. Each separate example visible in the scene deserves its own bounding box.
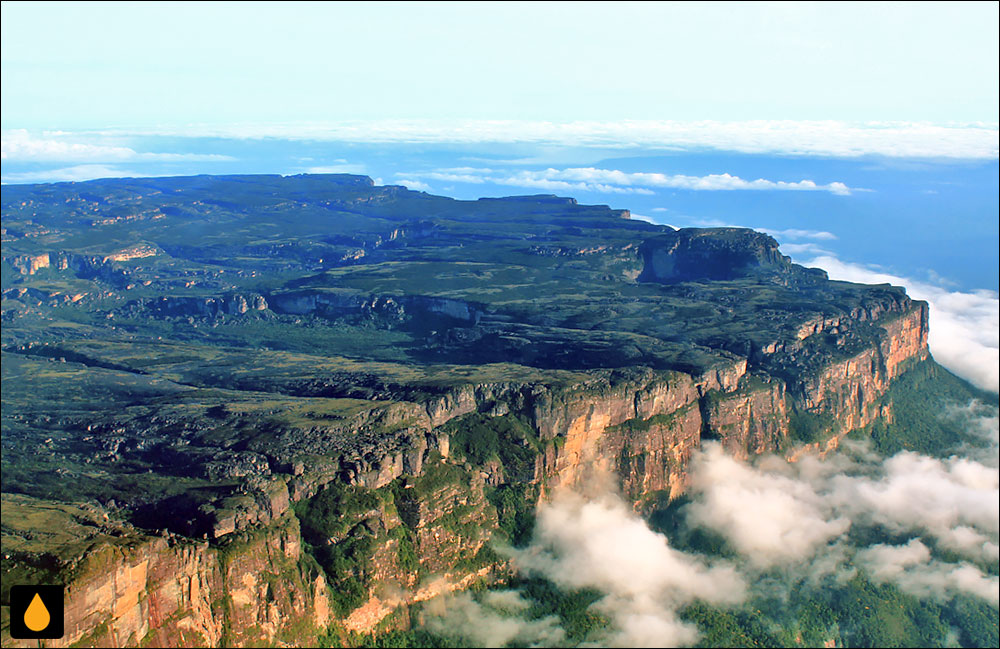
[857,540,999,604]
[799,254,1000,393]
[548,168,853,195]
[108,119,1000,159]
[832,450,1000,566]
[686,445,852,567]
[1,129,234,163]
[394,178,432,192]
[687,429,999,604]
[759,228,838,241]
[507,489,745,648]
[404,166,855,196]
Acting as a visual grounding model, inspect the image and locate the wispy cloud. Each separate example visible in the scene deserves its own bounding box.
[393,178,432,192]
[103,119,1000,159]
[399,166,855,196]
[857,540,999,604]
[759,228,838,241]
[778,242,835,257]
[423,591,566,648]
[0,164,135,184]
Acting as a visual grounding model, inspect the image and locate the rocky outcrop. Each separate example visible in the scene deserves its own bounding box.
[267,291,482,325]
[638,228,821,283]
[7,253,51,275]
[701,377,789,460]
[126,293,270,319]
[0,174,946,647]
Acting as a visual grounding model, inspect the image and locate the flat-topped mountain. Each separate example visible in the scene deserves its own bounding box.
[1,174,989,647]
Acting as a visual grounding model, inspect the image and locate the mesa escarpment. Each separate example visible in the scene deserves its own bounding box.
[1,174,936,645]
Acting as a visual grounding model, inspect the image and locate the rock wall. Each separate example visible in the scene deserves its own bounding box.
[800,305,928,429]
[534,303,928,499]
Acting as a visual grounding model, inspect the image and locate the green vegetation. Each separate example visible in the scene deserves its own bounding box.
[348,628,463,648]
[786,406,837,444]
[406,456,469,498]
[485,482,538,547]
[511,577,611,643]
[295,482,383,539]
[392,526,420,574]
[294,483,386,616]
[860,358,999,457]
[444,413,542,482]
[681,602,782,648]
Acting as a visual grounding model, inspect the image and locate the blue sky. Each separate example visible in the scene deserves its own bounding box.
[2,2,998,128]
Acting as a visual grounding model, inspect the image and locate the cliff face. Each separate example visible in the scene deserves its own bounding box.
[796,306,928,432]
[637,228,821,284]
[2,514,325,649]
[521,303,928,497]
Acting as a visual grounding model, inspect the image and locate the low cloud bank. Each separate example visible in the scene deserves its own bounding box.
[688,431,999,605]
[426,490,745,648]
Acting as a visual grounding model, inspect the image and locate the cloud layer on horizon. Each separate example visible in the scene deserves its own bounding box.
[399,166,855,196]
[69,119,1000,159]
[1,164,138,184]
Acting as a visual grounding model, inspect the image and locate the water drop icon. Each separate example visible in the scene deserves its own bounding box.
[24,592,50,632]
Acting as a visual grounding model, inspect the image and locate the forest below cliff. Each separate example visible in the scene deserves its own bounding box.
[1,174,996,648]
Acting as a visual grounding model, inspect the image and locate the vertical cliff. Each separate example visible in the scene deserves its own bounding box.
[2,511,326,648]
